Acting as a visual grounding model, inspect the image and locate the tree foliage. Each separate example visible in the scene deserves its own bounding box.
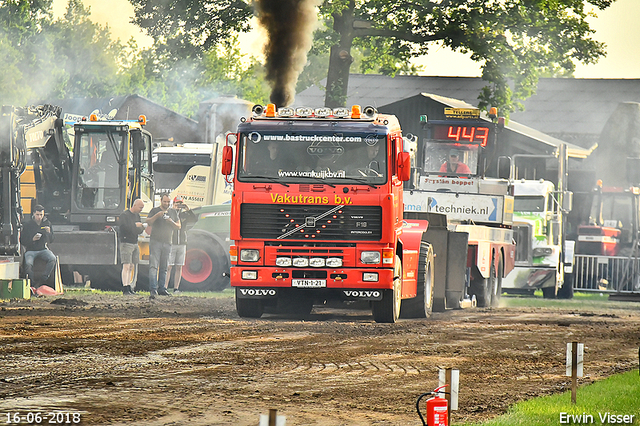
[0,0,268,118]
[0,0,131,104]
[129,0,613,114]
[317,0,614,113]
[128,0,252,63]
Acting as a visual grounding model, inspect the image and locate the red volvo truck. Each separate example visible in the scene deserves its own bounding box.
[221,104,462,322]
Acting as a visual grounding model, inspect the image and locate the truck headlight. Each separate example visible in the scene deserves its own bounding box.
[292,257,309,267]
[360,251,381,264]
[326,257,343,267]
[276,257,292,267]
[240,249,260,262]
[309,257,325,267]
[532,247,553,257]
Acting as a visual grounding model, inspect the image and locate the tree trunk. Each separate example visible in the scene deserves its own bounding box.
[324,4,355,108]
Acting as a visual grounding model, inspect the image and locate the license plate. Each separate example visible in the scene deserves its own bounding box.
[291,279,326,288]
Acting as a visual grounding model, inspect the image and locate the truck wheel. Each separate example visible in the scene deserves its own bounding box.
[557,274,574,299]
[181,232,229,292]
[401,243,435,318]
[470,256,495,308]
[542,286,557,299]
[491,255,503,307]
[373,255,402,323]
[235,289,264,318]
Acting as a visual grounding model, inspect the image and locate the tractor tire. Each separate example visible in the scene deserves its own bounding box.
[181,231,229,292]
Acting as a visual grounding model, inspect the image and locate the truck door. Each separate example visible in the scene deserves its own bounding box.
[129,130,154,207]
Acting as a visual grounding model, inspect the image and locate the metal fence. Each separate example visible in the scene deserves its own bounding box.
[573,255,640,293]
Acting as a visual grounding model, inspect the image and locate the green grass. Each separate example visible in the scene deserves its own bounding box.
[501,290,640,311]
[456,370,640,425]
[63,287,235,299]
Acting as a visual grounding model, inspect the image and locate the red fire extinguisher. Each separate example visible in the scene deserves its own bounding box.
[416,385,449,426]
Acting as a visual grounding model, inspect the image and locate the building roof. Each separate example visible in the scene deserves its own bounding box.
[36,94,201,144]
[417,93,592,159]
[295,75,640,147]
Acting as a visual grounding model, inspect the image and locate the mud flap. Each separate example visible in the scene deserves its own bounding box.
[418,214,468,311]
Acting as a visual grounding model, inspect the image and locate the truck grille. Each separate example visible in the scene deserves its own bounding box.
[513,224,532,263]
[240,204,382,241]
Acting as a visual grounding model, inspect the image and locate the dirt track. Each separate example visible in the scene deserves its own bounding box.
[0,291,639,425]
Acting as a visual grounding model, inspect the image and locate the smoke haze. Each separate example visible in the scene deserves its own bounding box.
[255,0,319,107]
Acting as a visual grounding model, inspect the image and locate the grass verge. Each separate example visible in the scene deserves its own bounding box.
[455,370,640,426]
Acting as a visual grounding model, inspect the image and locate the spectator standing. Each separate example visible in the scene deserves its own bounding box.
[165,196,197,294]
[21,205,56,288]
[146,194,180,299]
[118,199,145,295]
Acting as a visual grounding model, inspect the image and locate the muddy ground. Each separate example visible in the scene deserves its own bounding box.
[0,291,639,426]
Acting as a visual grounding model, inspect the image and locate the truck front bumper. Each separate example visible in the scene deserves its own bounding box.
[231,266,394,301]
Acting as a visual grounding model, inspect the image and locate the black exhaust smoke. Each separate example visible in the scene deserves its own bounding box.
[255,0,318,108]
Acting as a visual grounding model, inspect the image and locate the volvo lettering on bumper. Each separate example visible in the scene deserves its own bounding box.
[343,290,383,300]
[237,288,277,298]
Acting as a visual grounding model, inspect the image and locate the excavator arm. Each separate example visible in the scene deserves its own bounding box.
[0,105,66,256]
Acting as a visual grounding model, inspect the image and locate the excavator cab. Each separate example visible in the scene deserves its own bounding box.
[69,117,153,227]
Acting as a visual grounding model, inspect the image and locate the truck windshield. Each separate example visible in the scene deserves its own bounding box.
[514,196,546,213]
[153,154,212,196]
[237,133,387,185]
[75,130,123,210]
[422,141,479,176]
[593,193,633,229]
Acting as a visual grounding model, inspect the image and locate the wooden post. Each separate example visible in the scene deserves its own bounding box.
[571,341,578,404]
[439,368,459,425]
[268,409,277,426]
[445,369,452,425]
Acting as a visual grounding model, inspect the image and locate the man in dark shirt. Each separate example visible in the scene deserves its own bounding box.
[20,204,56,288]
[118,198,145,295]
[146,194,180,299]
[165,196,197,294]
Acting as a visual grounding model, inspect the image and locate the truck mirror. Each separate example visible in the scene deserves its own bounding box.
[563,191,573,212]
[221,145,233,175]
[397,152,411,181]
[626,158,640,185]
[497,156,511,180]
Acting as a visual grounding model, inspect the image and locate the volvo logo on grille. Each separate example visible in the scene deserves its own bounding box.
[305,216,316,227]
[239,288,277,297]
[343,290,381,299]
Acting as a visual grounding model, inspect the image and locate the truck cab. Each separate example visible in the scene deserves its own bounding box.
[223,104,434,323]
[503,179,567,297]
[404,107,515,308]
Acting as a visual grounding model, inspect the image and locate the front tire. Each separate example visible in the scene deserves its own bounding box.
[373,255,402,323]
[491,255,503,307]
[470,254,495,308]
[401,243,435,318]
